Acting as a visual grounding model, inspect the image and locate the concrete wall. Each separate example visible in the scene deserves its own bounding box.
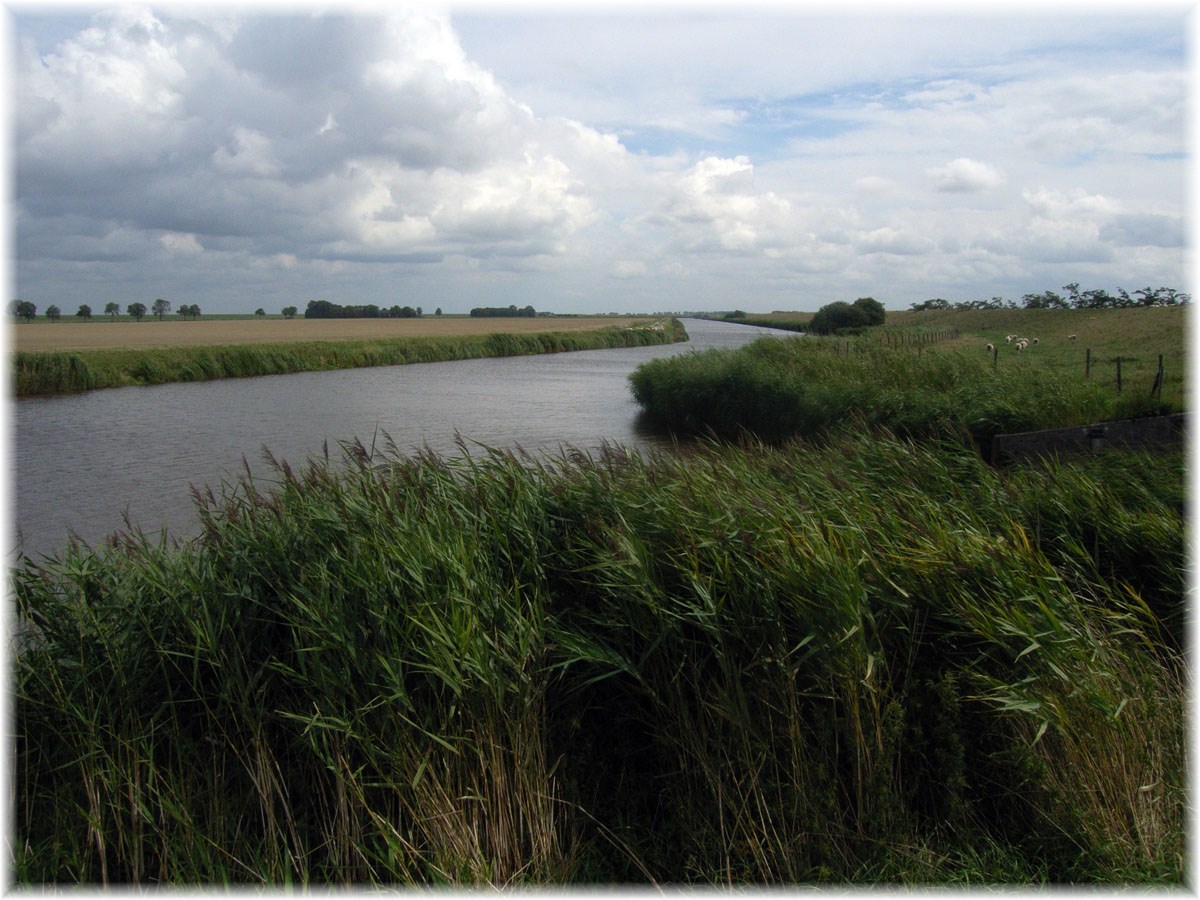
[990,413,1187,465]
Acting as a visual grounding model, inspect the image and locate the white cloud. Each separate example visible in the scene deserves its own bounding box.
[1022,187,1119,220]
[853,176,897,195]
[159,232,204,255]
[855,227,936,256]
[12,9,1189,312]
[17,7,614,271]
[649,155,795,254]
[929,158,1004,193]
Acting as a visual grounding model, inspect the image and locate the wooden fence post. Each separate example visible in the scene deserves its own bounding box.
[1085,348,1091,378]
[1116,357,1122,393]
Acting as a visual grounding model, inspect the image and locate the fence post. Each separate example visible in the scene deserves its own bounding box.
[1085,348,1091,378]
[992,345,998,369]
[1151,354,1164,399]
[1116,357,1122,393]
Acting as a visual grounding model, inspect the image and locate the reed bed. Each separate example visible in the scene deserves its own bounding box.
[14,428,1184,885]
[629,333,1177,451]
[13,319,687,396]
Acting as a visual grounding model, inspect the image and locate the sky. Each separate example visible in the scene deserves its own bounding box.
[7,1,1193,315]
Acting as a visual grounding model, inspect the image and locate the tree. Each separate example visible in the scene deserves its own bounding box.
[104,302,120,320]
[255,308,266,318]
[14,300,36,322]
[851,296,885,326]
[806,300,883,336]
[435,307,443,317]
[910,298,949,311]
[127,302,147,321]
[45,304,61,322]
[152,298,171,320]
[75,304,92,320]
[282,306,298,319]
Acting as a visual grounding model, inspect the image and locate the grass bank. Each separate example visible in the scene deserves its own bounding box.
[14,430,1184,885]
[13,319,687,397]
[630,309,1183,450]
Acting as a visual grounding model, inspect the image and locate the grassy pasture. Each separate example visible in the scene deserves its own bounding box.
[895,306,1187,397]
[735,307,1187,409]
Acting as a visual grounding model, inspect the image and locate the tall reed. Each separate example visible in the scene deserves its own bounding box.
[14,429,1184,885]
[630,334,1175,449]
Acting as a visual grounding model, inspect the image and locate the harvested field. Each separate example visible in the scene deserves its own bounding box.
[11,316,652,352]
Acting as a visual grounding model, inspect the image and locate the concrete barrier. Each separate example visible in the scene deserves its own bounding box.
[990,412,1187,465]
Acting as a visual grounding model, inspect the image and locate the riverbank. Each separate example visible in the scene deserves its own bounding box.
[632,307,1186,445]
[13,318,687,396]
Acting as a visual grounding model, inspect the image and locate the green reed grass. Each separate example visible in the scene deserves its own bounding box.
[13,319,687,396]
[630,332,1177,450]
[14,428,1184,885]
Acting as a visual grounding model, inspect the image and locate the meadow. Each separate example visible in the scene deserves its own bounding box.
[11,306,1187,886]
[13,317,685,396]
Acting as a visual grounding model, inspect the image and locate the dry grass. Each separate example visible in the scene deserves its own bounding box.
[11,316,652,352]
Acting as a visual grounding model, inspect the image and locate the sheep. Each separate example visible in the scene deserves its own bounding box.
[1005,334,1017,343]
[1015,340,1028,352]
[1031,337,1039,344]
[986,342,995,352]
[1067,333,1077,341]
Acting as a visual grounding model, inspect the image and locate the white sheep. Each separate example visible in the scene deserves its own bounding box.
[1015,340,1028,352]
[986,342,995,352]
[1067,333,1077,341]
[1005,334,1017,343]
[1031,337,1039,345]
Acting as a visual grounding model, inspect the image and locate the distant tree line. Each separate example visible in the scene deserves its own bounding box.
[470,305,536,318]
[304,300,423,319]
[10,299,201,321]
[911,284,1190,311]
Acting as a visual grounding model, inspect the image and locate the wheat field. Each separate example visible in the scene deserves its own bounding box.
[11,316,650,352]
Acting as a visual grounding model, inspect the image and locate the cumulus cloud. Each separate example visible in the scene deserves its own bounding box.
[648,155,795,254]
[1022,187,1118,220]
[929,158,1004,193]
[16,8,610,271]
[12,9,1189,312]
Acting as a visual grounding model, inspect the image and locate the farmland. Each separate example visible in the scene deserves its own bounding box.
[12,316,685,396]
[11,315,656,352]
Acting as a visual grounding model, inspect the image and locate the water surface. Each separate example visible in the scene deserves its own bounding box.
[14,318,786,558]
